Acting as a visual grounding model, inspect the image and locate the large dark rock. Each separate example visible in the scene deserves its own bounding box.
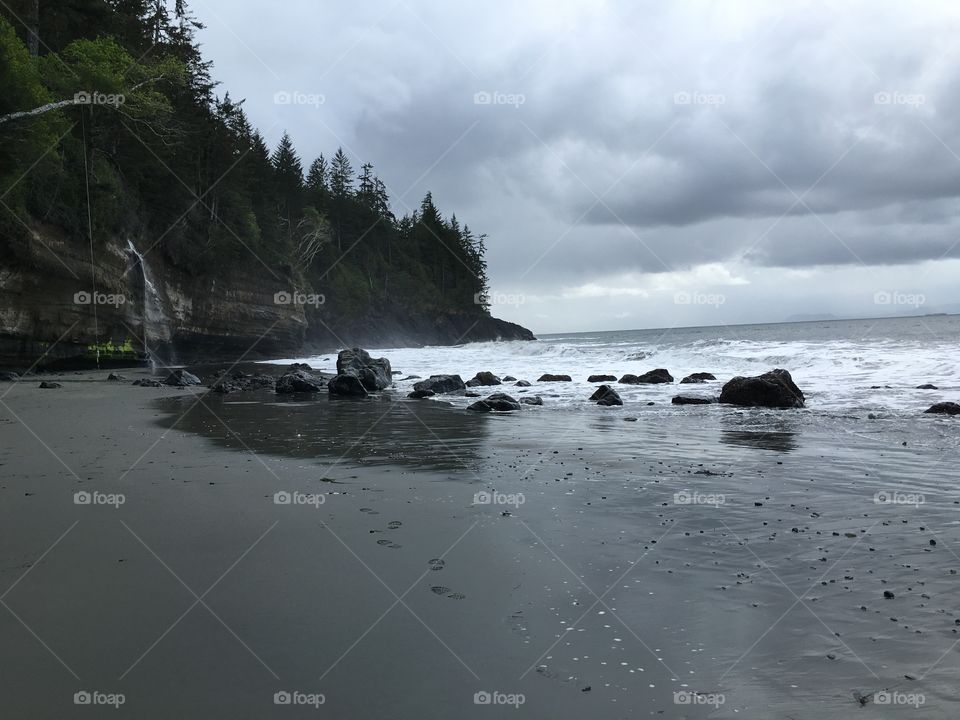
[672,395,716,405]
[588,374,617,383]
[413,374,466,394]
[515,380,532,387]
[468,371,501,386]
[211,372,276,394]
[336,348,392,391]
[917,384,939,390]
[538,373,572,382]
[520,395,543,406]
[468,392,522,412]
[680,372,716,384]
[276,370,326,394]
[106,372,126,381]
[502,375,517,382]
[590,385,623,406]
[925,402,960,415]
[719,369,805,408]
[38,381,61,389]
[132,378,164,387]
[619,369,673,384]
[164,369,202,387]
[408,389,435,399]
[327,373,368,397]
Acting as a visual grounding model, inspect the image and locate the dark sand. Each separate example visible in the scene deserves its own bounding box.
[1,370,959,718]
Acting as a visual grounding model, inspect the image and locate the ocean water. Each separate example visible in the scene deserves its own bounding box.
[278,315,960,415]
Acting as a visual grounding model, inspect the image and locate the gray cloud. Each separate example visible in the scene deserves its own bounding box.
[196,0,960,331]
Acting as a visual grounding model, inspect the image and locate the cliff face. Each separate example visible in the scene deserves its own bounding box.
[0,226,533,369]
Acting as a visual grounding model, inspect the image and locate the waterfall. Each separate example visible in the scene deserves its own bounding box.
[126,239,173,368]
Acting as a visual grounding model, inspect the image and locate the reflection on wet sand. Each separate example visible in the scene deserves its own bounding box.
[154,390,491,471]
[720,429,799,453]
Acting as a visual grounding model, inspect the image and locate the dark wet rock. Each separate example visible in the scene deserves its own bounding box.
[623,416,638,421]
[106,372,126,381]
[916,384,938,390]
[620,368,673,384]
[639,368,673,383]
[464,391,481,397]
[520,395,543,406]
[211,372,275,393]
[538,373,572,382]
[680,372,716,384]
[38,381,61,389]
[465,378,480,387]
[884,590,895,599]
[164,369,202,387]
[590,385,623,406]
[327,373,368,397]
[719,369,805,408]
[515,380,532,387]
[336,348,392,391]
[925,402,960,415]
[132,378,164,387]
[413,374,466,394]
[588,374,617,383]
[469,371,501,386]
[407,389,435,399]
[276,370,326,393]
[468,392,522,412]
[399,375,421,381]
[288,362,313,372]
[672,395,717,405]
[502,375,517,382]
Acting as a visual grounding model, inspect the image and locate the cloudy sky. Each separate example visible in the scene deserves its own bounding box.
[197,0,960,334]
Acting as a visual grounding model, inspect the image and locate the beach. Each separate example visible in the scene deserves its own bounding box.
[1,362,959,718]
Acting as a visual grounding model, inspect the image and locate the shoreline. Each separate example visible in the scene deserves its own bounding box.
[1,371,960,717]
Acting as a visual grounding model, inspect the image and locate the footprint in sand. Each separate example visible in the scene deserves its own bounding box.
[428,558,445,571]
[360,507,379,515]
[387,520,402,530]
[377,539,402,549]
[430,585,465,599]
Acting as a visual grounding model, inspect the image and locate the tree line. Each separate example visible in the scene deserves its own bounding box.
[0,0,491,322]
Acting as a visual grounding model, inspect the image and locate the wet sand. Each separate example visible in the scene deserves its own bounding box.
[1,370,959,718]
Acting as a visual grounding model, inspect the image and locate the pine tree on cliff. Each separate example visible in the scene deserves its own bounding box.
[306,154,329,208]
[272,132,304,246]
[329,147,353,252]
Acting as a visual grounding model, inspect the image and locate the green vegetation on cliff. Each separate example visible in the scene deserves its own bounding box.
[0,1,492,330]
